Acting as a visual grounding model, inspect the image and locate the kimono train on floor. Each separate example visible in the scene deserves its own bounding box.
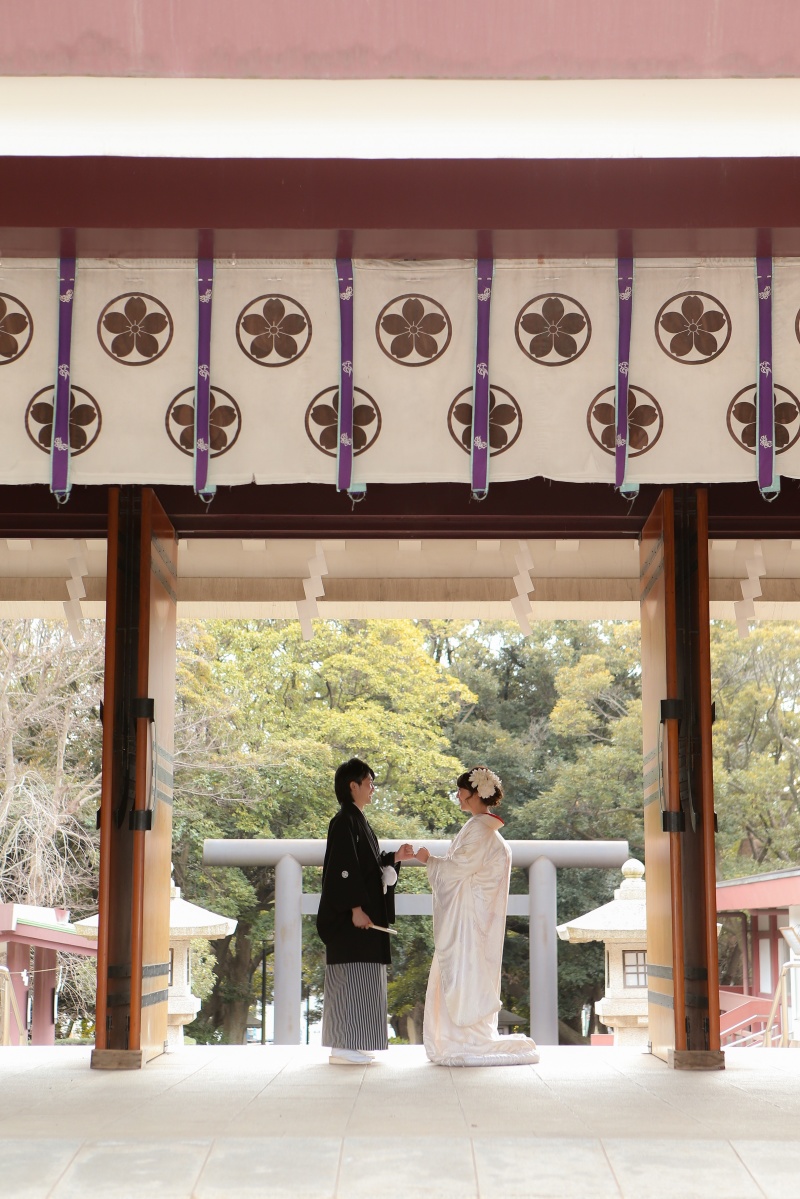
[424,813,540,1066]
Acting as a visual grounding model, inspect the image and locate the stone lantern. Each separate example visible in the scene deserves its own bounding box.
[557,858,648,1047]
[164,874,237,1051]
[76,869,236,1052]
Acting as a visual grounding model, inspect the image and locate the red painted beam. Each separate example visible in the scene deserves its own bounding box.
[1,480,800,540]
[1,157,799,259]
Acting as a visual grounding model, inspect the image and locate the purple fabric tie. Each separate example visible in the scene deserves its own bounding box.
[194,257,215,499]
[51,256,76,502]
[615,258,637,497]
[470,258,493,499]
[756,257,779,498]
[335,258,365,497]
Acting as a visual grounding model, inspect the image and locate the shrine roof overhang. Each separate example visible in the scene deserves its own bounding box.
[3,78,800,259]
[0,902,98,956]
[716,868,800,914]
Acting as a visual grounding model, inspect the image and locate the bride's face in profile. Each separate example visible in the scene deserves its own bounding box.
[456,785,478,813]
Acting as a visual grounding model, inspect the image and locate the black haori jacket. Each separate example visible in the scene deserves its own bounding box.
[316,804,400,966]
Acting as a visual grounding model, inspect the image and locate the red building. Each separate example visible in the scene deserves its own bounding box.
[717,869,800,1046]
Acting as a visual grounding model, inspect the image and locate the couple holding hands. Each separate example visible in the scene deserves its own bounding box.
[316,757,539,1067]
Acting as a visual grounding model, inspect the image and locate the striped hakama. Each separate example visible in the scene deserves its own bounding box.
[322,962,389,1051]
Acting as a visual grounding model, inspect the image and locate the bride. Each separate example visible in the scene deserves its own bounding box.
[416,766,540,1067]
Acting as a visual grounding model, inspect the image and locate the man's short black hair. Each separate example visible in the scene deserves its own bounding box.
[334,757,375,804]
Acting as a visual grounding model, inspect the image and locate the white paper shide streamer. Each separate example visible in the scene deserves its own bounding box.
[733,541,766,638]
[511,540,535,635]
[64,540,89,643]
[297,541,328,640]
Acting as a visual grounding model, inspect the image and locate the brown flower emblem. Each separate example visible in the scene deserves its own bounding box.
[166,387,242,457]
[25,386,101,456]
[98,293,173,365]
[447,386,522,456]
[0,293,33,364]
[236,295,311,366]
[726,384,800,455]
[655,292,731,364]
[376,295,451,366]
[304,386,381,457]
[587,386,663,457]
[515,294,591,366]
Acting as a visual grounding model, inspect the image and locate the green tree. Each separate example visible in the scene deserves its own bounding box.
[711,621,800,875]
[429,620,644,1038]
[173,618,473,1043]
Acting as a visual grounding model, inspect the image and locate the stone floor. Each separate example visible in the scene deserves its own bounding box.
[2,1044,800,1198]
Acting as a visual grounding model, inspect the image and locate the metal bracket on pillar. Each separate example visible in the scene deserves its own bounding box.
[660,699,683,723]
[662,810,685,833]
[129,809,152,831]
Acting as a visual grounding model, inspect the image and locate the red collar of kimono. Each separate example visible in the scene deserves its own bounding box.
[487,812,504,825]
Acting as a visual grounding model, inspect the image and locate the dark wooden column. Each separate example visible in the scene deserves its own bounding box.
[640,487,722,1068]
[93,487,178,1069]
[30,947,57,1045]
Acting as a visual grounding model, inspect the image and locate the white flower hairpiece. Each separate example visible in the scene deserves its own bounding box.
[468,766,502,800]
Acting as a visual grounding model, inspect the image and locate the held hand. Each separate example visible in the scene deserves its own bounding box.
[394,842,415,863]
[415,847,430,864]
[352,906,372,929]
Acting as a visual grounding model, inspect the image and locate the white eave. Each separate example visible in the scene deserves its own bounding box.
[74,900,236,941]
[1,77,800,161]
[168,896,237,939]
[557,898,647,943]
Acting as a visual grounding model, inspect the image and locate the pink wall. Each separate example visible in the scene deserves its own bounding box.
[6,0,800,79]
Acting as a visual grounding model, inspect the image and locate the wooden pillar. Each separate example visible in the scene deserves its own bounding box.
[30,946,57,1046]
[92,486,178,1069]
[6,940,29,1044]
[741,914,750,997]
[751,915,762,995]
[640,487,722,1069]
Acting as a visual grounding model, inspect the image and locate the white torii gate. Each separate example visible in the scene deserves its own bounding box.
[202,838,629,1045]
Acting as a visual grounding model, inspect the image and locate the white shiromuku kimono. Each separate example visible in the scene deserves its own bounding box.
[424,813,540,1066]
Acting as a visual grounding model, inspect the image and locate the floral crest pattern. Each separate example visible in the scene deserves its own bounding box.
[587,385,663,457]
[726,384,800,455]
[236,295,311,366]
[375,295,451,366]
[654,292,731,364]
[447,386,522,456]
[305,387,381,457]
[25,386,101,456]
[97,294,173,365]
[515,294,591,366]
[166,387,242,457]
[0,293,33,364]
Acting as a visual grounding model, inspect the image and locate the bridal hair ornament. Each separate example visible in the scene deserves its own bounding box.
[468,766,502,799]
